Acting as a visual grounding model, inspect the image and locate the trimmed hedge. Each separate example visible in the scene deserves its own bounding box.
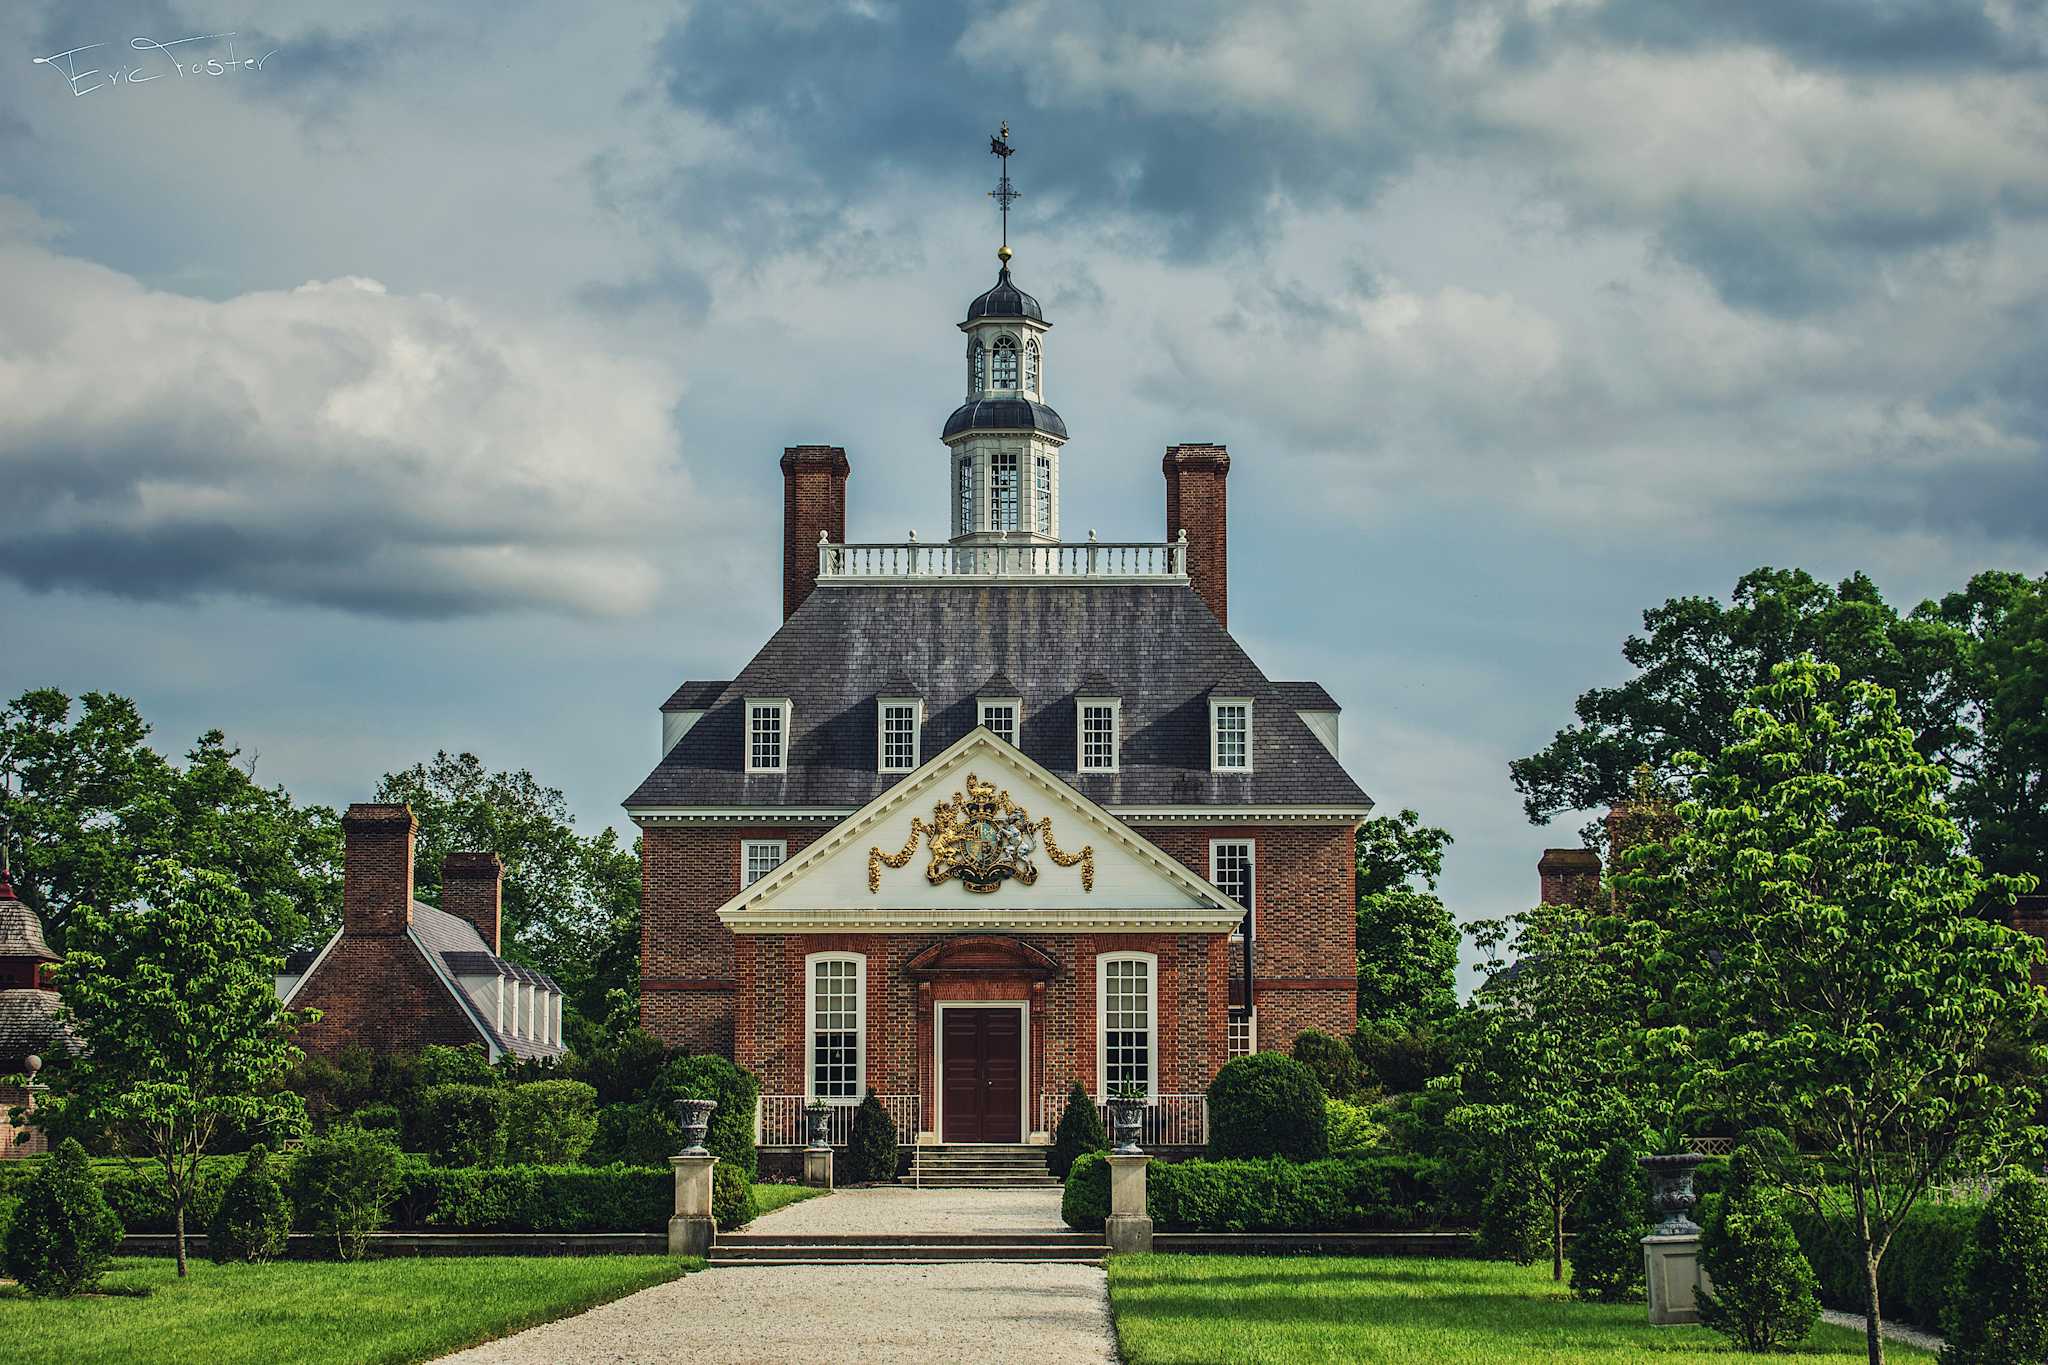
[409,1164,671,1232]
[503,1080,599,1165]
[1062,1152,1456,1233]
[417,1084,508,1168]
[1786,1200,1978,1332]
[1208,1053,1328,1161]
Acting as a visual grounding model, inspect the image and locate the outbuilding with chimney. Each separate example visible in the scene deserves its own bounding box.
[627,135,1373,1156]
[283,804,567,1062]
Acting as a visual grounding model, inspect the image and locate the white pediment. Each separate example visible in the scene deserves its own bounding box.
[717,730,1247,934]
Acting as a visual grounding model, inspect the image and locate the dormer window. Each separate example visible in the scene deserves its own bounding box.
[969,339,986,395]
[746,697,790,773]
[1211,697,1252,772]
[878,697,922,772]
[1078,696,1120,772]
[1024,336,1040,395]
[991,334,1019,389]
[979,696,1020,745]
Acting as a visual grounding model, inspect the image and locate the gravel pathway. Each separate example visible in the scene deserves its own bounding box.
[435,1262,1117,1364]
[748,1184,1069,1235]
[1818,1309,1945,1355]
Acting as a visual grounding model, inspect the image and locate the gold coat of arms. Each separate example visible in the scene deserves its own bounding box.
[869,774,1094,895]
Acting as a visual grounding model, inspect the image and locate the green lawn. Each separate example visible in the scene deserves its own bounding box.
[1107,1255,1935,1365]
[4,1254,694,1365]
[751,1181,828,1219]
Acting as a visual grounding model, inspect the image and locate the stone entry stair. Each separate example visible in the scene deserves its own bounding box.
[904,1143,1060,1188]
[708,1231,1103,1267]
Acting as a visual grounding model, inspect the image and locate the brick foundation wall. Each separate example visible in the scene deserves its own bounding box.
[0,1082,48,1159]
[292,934,482,1058]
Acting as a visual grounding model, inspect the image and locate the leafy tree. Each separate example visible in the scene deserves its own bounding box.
[1354,809,1458,1022]
[1511,569,1968,843]
[1940,1174,2048,1365]
[1291,1028,1364,1100]
[1634,658,2045,1365]
[1927,571,2048,879]
[1570,1138,1648,1303]
[1048,1082,1108,1179]
[48,861,312,1276]
[376,751,640,1019]
[0,689,341,952]
[1696,1144,1821,1351]
[1,1137,122,1296]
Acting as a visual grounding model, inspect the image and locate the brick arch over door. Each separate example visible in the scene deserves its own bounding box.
[910,934,1057,1135]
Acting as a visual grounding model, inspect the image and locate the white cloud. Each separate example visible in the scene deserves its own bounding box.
[0,236,700,616]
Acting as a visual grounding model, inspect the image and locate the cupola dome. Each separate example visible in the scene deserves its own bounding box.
[965,264,1043,322]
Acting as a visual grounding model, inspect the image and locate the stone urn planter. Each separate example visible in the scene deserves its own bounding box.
[1640,1152,1709,1236]
[805,1100,832,1151]
[1106,1094,1147,1155]
[673,1098,717,1157]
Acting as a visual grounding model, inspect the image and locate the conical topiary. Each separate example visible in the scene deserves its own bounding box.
[1569,1138,1650,1302]
[1697,1145,1820,1351]
[1049,1083,1109,1179]
[208,1143,293,1263]
[845,1090,899,1183]
[1940,1173,2048,1365]
[1,1138,123,1297]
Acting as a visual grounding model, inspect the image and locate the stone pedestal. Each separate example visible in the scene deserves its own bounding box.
[803,1146,834,1190]
[1643,1233,1708,1325]
[1105,1153,1153,1255]
[668,1154,719,1257]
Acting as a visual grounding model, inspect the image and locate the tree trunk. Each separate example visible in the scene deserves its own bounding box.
[1851,1176,1883,1365]
[1552,1189,1565,1282]
[175,1197,188,1279]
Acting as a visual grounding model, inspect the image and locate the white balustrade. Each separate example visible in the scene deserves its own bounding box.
[1037,1093,1209,1148]
[818,535,1188,584]
[756,1094,921,1147]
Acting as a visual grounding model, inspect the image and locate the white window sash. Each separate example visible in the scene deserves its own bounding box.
[1210,697,1253,772]
[1096,952,1158,1099]
[743,839,788,886]
[805,952,865,1103]
[746,698,790,773]
[877,698,922,772]
[1077,697,1120,773]
[978,698,1021,746]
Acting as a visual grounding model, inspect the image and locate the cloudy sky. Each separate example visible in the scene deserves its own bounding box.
[5,1,2045,985]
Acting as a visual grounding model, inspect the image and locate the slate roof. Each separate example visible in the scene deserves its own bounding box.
[662,680,729,712]
[943,398,1068,441]
[626,582,1374,811]
[1274,681,1340,712]
[0,991,76,1069]
[0,887,55,962]
[965,265,1044,321]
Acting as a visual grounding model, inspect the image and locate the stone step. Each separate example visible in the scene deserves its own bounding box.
[710,1255,1106,1267]
[720,1232,1098,1247]
[710,1242,1104,1266]
[905,1179,1063,1189]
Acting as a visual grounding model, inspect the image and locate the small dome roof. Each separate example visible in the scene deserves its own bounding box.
[0,879,55,963]
[943,399,1068,442]
[966,266,1043,322]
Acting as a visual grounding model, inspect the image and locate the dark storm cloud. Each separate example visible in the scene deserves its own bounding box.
[1548,0,2048,74]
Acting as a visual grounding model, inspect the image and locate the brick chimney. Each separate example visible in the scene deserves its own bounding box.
[1538,848,1602,906]
[1164,443,1230,626]
[781,444,850,619]
[441,852,504,954]
[342,804,416,936]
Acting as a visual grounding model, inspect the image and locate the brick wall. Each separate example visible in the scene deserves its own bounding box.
[2015,894,2047,987]
[292,934,483,1058]
[441,852,504,953]
[1163,443,1230,626]
[1538,848,1602,906]
[640,826,823,1054]
[781,445,849,619]
[341,804,414,936]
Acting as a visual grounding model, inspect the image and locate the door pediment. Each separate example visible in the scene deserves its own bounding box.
[716,730,1245,934]
[905,935,1058,980]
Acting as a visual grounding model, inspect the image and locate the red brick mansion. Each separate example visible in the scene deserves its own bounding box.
[626,232,1374,1149]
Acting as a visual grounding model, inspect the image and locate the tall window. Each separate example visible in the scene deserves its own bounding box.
[979,699,1018,745]
[1227,1009,1256,1058]
[808,953,864,1101]
[991,334,1019,388]
[992,451,1020,531]
[1079,700,1119,772]
[957,455,975,532]
[1034,453,1052,534]
[747,699,788,773]
[969,340,985,394]
[743,839,787,886]
[1099,954,1155,1095]
[1211,698,1251,771]
[879,700,920,772]
[1211,840,1255,939]
[1024,336,1040,394]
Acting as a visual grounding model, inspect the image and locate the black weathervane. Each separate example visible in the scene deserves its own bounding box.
[988,122,1018,257]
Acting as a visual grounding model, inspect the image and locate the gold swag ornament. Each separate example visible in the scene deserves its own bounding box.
[869,774,1094,895]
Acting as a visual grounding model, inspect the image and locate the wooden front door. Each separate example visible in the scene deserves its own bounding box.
[941,1007,1023,1142]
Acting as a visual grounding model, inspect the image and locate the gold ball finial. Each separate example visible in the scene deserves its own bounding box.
[997,244,1013,263]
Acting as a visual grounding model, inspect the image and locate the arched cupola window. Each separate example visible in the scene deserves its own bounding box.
[991,334,1019,389]
[969,340,986,395]
[1024,337,1040,395]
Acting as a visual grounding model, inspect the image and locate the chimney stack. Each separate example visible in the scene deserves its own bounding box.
[342,804,416,936]
[441,852,504,954]
[1537,848,1602,906]
[1164,443,1230,626]
[782,444,850,619]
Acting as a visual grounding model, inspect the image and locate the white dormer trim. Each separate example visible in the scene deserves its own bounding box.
[1297,708,1340,758]
[663,708,708,756]
[1077,696,1121,773]
[877,696,923,773]
[746,697,792,774]
[1210,696,1253,773]
[977,695,1022,746]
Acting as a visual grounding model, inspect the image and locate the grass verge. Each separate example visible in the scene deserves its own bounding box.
[751,1182,828,1219]
[4,1254,693,1365]
[1107,1254,1936,1365]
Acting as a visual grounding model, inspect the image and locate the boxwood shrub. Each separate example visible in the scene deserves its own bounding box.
[1207,1053,1328,1160]
[1061,1152,1456,1233]
[411,1164,670,1232]
[1786,1200,1978,1331]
